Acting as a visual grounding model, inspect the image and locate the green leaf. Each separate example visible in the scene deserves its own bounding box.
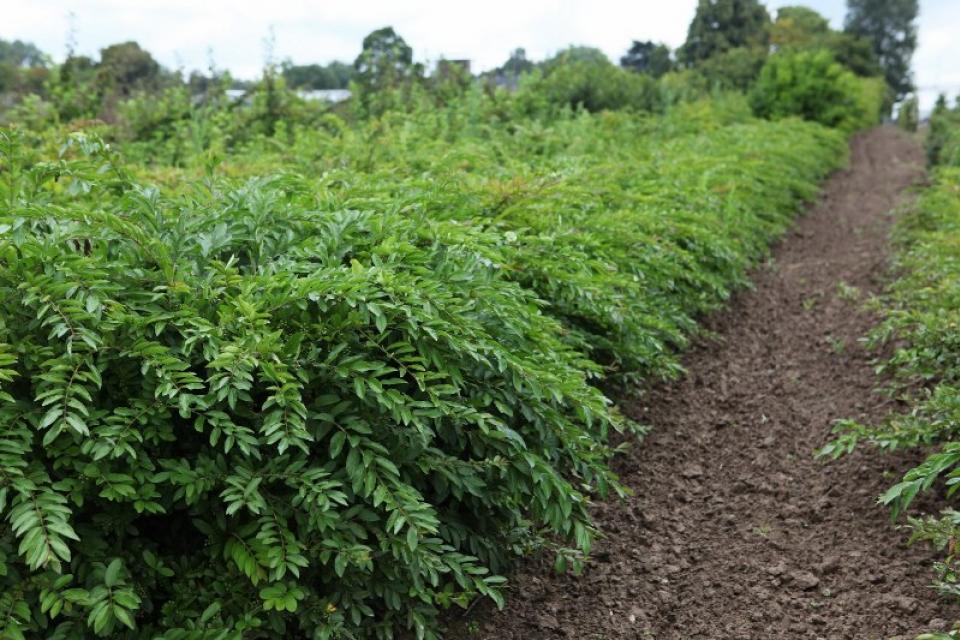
[104,558,123,588]
[200,601,221,623]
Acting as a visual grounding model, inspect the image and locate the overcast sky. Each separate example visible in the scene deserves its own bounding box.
[5,0,959,111]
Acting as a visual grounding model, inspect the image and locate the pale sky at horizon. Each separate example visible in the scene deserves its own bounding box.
[5,1,959,112]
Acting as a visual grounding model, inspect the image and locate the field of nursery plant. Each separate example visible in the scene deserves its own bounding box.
[3,0,959,638]
[0,98,848,638]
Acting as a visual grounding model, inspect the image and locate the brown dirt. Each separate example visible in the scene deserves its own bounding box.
[451,126,960,639]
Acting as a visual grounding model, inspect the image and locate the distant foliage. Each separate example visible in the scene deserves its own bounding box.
[540,46,612,72]
[696,46,767,91]
[516,50,661,114]
[771,6,881,79]
[927,95,960,166]
[844,0,919,102]
[498,48,536,77]
[828,31,883,78]
[0,38,49,97]
[48,55,102,122]
[480,47,536,90]
[771,6,831,47]
[680,0,771,65]
[96,41,163,98]
[620,41,673,78]
[750,49,881,131]
[0,39,47,67]
[520,62,659,114]
[281,61,353,90]
[896,95,919,132]
[352,27,423,115]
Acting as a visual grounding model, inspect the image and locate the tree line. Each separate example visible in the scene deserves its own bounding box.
[622,0,916,104]
[0,0,919,131]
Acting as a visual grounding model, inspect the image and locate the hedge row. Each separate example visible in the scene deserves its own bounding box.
[0,105,845,639]
[223,101,846,382]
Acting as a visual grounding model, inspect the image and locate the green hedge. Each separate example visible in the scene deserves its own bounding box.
[228,105,844,382]
[0,102,845,639]
[0,131,621,639]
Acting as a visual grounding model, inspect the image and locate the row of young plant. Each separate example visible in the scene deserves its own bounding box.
[821,98,960,639]
[0,89,856,638]
[210,94,847,384]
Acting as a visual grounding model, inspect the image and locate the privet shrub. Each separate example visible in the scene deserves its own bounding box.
[0,132,622,639]
[750,49,882,131]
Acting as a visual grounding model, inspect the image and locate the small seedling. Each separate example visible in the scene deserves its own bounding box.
[836,281,861,301]
[827,335,846,354]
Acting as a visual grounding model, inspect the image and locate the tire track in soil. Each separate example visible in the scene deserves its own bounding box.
[452,127,959,639]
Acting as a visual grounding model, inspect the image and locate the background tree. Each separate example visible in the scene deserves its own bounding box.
[844,0,918,100]
[353,27,417,94]
[540,46,611,73]
[97,41,162,97]
[926,93,959,164]
[0,39,47,67]
[770,6,880,78]
[501,48,535,77]
[186,69,220,95]
[483,48,535,90]
[516,47,660,114]
[620,41,673,78]
[697,46,767,90]
[680,0,771,65]
[896,94,918,131]
[771,6,830,48]
[0,38,49,96]
[281,61,353,90]
[827,32,882,77]
[48,54,100,120]
[933,93,949,116]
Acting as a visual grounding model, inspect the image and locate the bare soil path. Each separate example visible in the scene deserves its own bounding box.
[454,127,959,639]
